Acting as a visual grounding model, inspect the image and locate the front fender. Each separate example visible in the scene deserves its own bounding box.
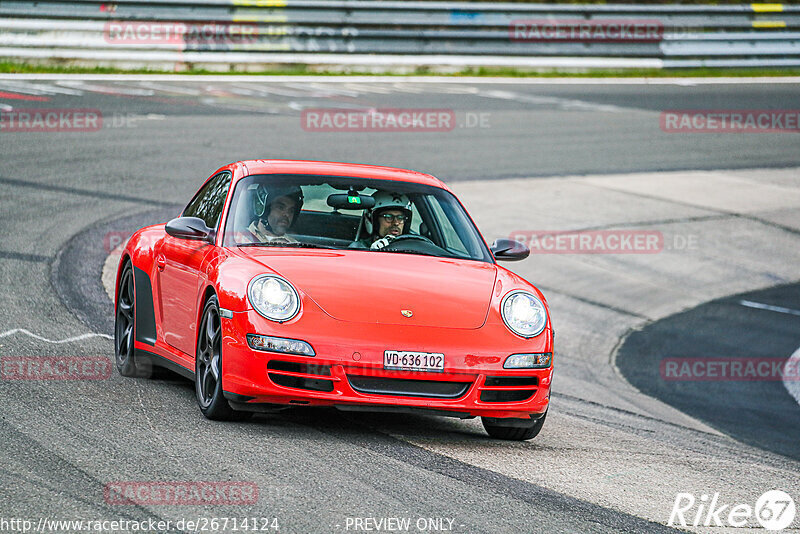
[116,224,167,346]
[490,266,553,354]
[204,251,281,314]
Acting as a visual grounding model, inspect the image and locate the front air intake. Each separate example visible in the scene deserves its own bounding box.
[347,375,471,399]
[267,360,334,393]
[479,376,538,403]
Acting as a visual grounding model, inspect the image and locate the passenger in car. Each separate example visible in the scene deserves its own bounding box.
[244,185,304,244]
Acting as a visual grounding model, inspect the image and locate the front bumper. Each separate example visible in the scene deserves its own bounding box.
[221,310,552,420]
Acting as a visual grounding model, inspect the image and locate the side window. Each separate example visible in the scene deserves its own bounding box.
[429,197,468,255]
[408,199,422,234]
[183,172,232,229]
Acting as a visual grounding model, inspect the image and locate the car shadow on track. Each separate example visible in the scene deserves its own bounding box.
[134,367,467,435]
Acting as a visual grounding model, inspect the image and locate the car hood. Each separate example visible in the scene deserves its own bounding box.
[235,249,497,328]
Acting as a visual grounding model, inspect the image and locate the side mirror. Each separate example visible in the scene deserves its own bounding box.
[491,238,530,261]
[166,217,214,243]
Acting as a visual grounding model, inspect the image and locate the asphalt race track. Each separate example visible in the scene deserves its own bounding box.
[618,282,800,461]
[1,76,799,533]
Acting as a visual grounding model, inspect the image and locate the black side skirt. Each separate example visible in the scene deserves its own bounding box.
[133,266,157,346]
[135,348,194,380]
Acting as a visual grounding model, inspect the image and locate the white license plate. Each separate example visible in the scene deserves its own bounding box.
[384,350,445,372]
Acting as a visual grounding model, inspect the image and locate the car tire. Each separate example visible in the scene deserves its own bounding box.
[195,296,252,422]
[482,411,547,441]
[114,262,151,378]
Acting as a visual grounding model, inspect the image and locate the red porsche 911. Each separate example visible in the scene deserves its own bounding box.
[115,160,553,440]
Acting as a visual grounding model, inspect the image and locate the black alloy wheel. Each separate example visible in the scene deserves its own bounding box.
[195,296,251,421]
[115,263,149,377]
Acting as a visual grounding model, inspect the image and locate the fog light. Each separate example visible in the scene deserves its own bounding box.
[247,334,315,356]
[504,353,552,369]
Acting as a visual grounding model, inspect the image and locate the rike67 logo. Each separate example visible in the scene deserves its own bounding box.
[669,490,796,530]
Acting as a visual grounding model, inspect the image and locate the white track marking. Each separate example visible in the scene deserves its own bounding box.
[740,300,800,317]
[133,81,201,95]
[2,74,799,84]
[738,300,800,408]
[388,82,432,94]
[0,81,84,96]
[0,328,112,343]
[199,97,279,113]
[23,83,86,96]
[55,80,155,96]
[288,100,374,112]
[425,84,481,95]
[240,85,313,97]
[784,346,800,408]
[302,82,360,97]
[342,82,394,94]
[0,81,54,96]
[281,82,350,98]
[227,86,258,96]
[477,87,630,113]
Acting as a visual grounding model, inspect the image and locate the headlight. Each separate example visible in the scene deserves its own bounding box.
[504,353,552,369]
[248,275,300,322]
[501,291,547,338]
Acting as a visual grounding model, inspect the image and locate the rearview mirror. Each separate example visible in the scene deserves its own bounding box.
[327,193,376,210]
[166,217,214,243]
[491,239,530,261]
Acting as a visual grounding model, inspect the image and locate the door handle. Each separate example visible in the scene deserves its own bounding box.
[156,254,166,272]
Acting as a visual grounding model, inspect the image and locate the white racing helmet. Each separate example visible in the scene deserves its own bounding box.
[364,191,413,236]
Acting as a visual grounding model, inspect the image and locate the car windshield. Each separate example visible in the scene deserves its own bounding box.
[222,174,493,262]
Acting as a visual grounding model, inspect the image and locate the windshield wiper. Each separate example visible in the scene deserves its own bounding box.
[237,242,339,250]
[376,248,452,259]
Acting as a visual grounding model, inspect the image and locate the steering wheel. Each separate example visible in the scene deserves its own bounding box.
[383,234,442,254]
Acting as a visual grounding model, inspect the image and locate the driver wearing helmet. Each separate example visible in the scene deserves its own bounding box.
[244,184,304,244]
[357,191,413,250]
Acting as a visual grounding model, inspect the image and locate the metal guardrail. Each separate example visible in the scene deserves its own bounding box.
[0,1,797,69]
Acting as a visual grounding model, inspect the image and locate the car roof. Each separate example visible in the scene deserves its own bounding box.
[237,160,448,189]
